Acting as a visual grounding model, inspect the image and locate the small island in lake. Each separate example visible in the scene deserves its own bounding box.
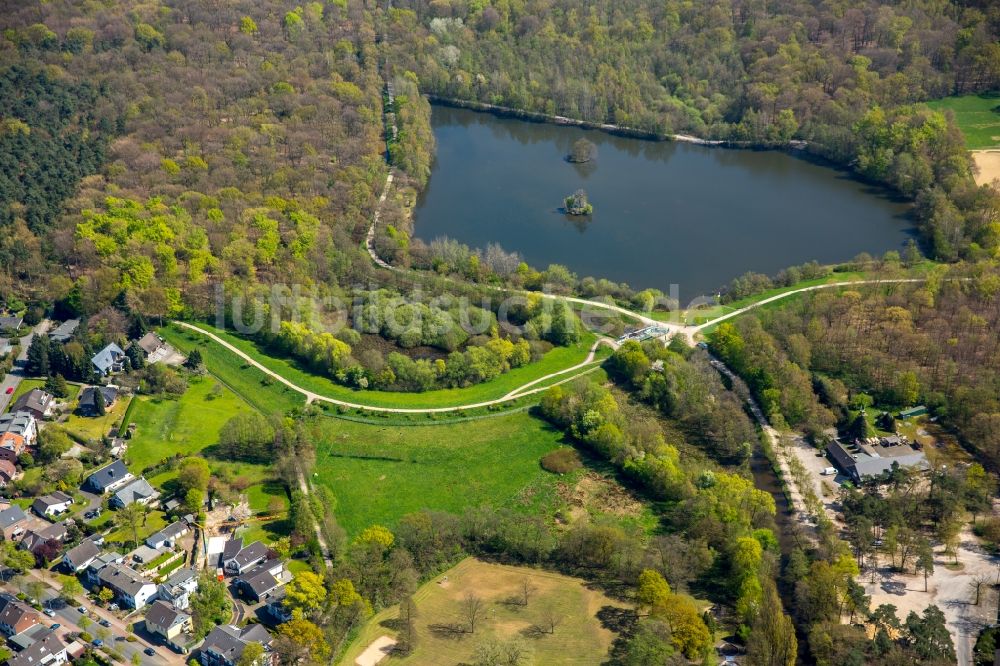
[567,138,597,163]
[564,188,593,215]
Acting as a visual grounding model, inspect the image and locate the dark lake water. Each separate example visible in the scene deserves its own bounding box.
[413,106,916,302]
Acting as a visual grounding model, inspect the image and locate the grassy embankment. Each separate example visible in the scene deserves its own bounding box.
[160,322,603,410]
[340,558,631,666]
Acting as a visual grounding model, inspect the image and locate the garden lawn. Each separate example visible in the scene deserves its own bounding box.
[313,411,568,536]
[163,322,598,409]
[63,398,129,443]
[123,375,255,472]
[340,558,630,666]
[11,379,80,404]
[927,92,1000,149]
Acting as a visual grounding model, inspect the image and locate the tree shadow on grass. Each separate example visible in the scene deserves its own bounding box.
[596,606,637,635]
[427,623,469,641]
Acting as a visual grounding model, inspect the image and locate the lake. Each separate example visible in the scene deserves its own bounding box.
[413,106,915,302]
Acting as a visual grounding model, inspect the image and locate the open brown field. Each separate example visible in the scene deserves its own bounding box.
[340,558,631,666]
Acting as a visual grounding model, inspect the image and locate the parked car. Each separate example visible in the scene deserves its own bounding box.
[4,387,12,395]
[50,623,60,630]
[92,639,103,648]
[143,648,156,656]
[821,467,837,476]
[43,609,55,618]
[77,606,88,615]
[99,619,111,628]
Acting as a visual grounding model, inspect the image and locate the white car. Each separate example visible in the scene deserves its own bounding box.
[44,609,56,618]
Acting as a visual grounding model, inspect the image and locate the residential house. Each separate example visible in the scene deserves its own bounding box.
[0,411,37,463]
[31,491,73,518]
[264,590,293,624]
[221,539,269,576]
[136,332,169,363]
[98,563,158,609]
[158,568,198,611]
[198,624,273,666]
[0,506,29,541]
[146,520,190,550]
[84,551,124,585]
[91,343,126,377]
[234,560,286,604]
[0,459,18,486]
[145,601,193,650]
[12,389,55,420]
[20,522,69,558]
[62,537,102,573]
[76,386,119,417]
[48,319,80,344]
[0,315,23,332]
[7,628,68,666]
[0,593,40,637]
[83,459,134,494]
[111,477,159,508]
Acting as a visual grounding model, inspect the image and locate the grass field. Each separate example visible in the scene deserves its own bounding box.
[163,322,599,410]
[123,375,256,472]
[927,92,1000,149]
[340,558,630,666]
[159,325,304,414]
[312,412,570,536]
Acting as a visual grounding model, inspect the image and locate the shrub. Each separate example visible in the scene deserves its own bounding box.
[540,448,582,474]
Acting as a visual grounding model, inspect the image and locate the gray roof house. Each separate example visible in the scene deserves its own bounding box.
[83,459,134,494]
[136,332,169,363]
[77,385,119,417]
[199,624,273,666]
[221,539,269,575]
[146,520,191,550]
[31,491,73,518]
[158,567,199,610]
[0,315,23,331]
[62,537,102,573]
[92,342,126,376]
[111,477,159,508]
[12,388,55,420]
[98,563,158,608]
[0,505,29,540]
[48,319,80,344]
[234,560,285,603]
[7,627,69,666]
[84,551,124,585]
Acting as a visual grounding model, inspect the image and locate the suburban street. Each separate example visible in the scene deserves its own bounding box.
[3,568,183,666]
[0,319,51,414]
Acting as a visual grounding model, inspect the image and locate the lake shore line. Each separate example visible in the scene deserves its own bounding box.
[426,94,808,150]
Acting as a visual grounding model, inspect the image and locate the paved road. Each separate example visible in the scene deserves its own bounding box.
[6,569,179,666]
[0,319,51,413]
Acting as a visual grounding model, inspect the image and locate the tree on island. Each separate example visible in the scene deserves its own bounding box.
[564,189,593,215]
[567,138,597,163]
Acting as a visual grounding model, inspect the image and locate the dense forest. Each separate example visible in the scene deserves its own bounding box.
[383,0,1000,259]
[708,261,1000,469]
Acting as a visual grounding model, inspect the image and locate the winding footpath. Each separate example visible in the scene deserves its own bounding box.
[172,320,614,413]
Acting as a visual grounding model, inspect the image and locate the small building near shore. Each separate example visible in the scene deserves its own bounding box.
[828,437,929,483]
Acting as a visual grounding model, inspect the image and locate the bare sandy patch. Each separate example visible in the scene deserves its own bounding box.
[355,636,396,666]
[972,150,1000,187]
